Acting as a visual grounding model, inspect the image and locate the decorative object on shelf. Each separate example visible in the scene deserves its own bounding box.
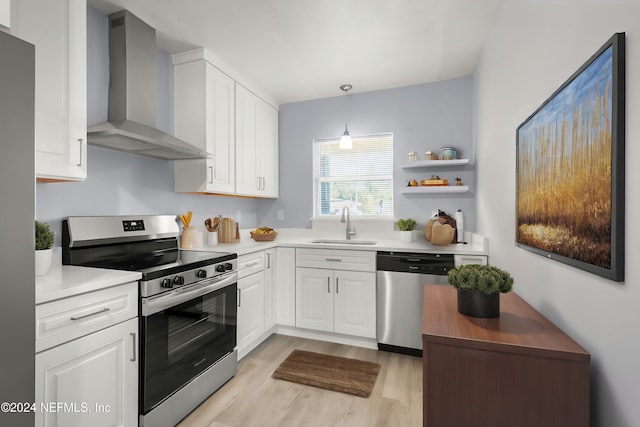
[396,218,417,243]
[422,175,448,186]
[447,264,514,318]
[408,151,418,161]
[35,220,55,276]
[250,226,278,241]
[410,179,419,187]
[338,84,353,149]
[425,151,433,160]
[440,147,457,160]
[425,210,457,246]
[455,177,463,186]
[516,32,625,282]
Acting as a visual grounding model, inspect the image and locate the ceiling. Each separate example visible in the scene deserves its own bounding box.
[87,0,501,105]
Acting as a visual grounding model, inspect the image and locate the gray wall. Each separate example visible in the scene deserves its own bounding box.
[260,76,475,231]
[474,1,640,425]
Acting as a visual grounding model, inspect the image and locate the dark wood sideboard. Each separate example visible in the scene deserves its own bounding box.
[422,284,590,427]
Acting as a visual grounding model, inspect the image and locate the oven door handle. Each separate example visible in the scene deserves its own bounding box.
[142,271,238,316]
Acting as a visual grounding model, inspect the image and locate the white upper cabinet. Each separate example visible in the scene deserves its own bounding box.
[0,0,10,31]
[12,0,87,181]
[235,83,278,198]
[173,52,235,194]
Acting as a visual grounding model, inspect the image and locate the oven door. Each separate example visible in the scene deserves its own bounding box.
[140,271,237,414]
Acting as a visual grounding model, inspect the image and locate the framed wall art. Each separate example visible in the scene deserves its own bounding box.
[516,32,625,282]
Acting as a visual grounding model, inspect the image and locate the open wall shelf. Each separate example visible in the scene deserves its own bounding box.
[400,185,469,194]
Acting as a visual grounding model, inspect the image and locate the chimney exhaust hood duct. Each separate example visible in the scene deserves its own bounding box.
[87,10,205,160]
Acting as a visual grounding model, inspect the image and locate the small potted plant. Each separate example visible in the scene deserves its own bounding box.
[396,218,417,243]
[35,220,55,276]
[447,264,514,318]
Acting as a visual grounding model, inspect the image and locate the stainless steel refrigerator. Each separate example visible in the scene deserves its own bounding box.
[0,30,35,427]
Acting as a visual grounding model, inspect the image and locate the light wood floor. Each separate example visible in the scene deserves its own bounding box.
[178,334,423,427]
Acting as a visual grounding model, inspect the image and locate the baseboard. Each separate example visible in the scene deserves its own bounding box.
[274,326,378,350]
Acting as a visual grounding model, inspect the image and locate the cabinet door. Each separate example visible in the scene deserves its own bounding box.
[174,59,235,194]
[237,271,265,353]
[264,248,276,330]
[295,267,333,332]
[35,318,138,427]
[0,0,9,30]
[334,271,376,338]
[205,63,235,192]
[275,247,296,326]
[13,0,86,181]
[235,83,259,196]
[256,98,278,197]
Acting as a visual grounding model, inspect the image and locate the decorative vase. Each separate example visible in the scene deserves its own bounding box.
[400,230,413,243]
[457,289,500,318]
[35,248,53,277]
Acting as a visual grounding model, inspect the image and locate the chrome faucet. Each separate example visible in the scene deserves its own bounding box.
[340,206,356,240]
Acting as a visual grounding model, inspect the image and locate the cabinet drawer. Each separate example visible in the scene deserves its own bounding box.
[237,251,265,279]
[296,248,376,272]
[36,282,138,353]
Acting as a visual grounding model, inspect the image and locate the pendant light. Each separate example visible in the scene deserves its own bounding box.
[339,84,353,149]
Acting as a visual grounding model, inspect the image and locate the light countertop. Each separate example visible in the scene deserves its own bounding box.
[189,228,489,257]
[36,257,141,305]
[36,228,487,304]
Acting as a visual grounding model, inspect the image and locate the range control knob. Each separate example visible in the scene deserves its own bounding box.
[173,275,185,286]
[224,263,234,271]
[196,269,207,279]
[215,264,226,273]
[161,278,173,288]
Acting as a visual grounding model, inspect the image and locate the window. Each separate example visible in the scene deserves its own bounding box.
[313,133,393,217]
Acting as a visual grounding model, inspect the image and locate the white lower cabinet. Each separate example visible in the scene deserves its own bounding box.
[454,254,488,266]
[237,250,272,358]
[237,268,265,353]
[264,248,276,330]
[35,282,138,427]
[296,268,376,338]
[275,247,296,326]
[35,317,138,427]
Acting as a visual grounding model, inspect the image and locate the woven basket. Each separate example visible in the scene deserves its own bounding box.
[250,231,278,241]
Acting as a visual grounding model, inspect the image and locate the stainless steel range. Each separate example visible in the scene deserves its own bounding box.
[62,215,238,427]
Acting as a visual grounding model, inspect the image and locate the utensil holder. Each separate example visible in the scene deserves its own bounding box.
[207,231,218,246]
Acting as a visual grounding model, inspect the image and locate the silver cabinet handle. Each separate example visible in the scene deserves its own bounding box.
[238,288,241,307]
[130,333,136,362]
[266,252,271,269]
[336,277,339,294]
[208,166,214,184]
[325,258,342,262]
[327,277,331,293]
[70,307,110,320]
[256,176,261,190]
[77,138,83,167]
[243,261,260,268]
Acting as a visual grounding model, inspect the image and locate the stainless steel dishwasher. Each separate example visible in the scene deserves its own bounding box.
[376,251,454,356]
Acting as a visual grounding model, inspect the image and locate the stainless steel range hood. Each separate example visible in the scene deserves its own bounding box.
[87,10,205,160]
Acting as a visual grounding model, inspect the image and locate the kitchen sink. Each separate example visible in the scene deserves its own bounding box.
[309,239,378,245]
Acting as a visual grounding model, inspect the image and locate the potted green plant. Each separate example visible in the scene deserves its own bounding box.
[35,220,55,276]
[397,218,417,243]
[447,264,514,318]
